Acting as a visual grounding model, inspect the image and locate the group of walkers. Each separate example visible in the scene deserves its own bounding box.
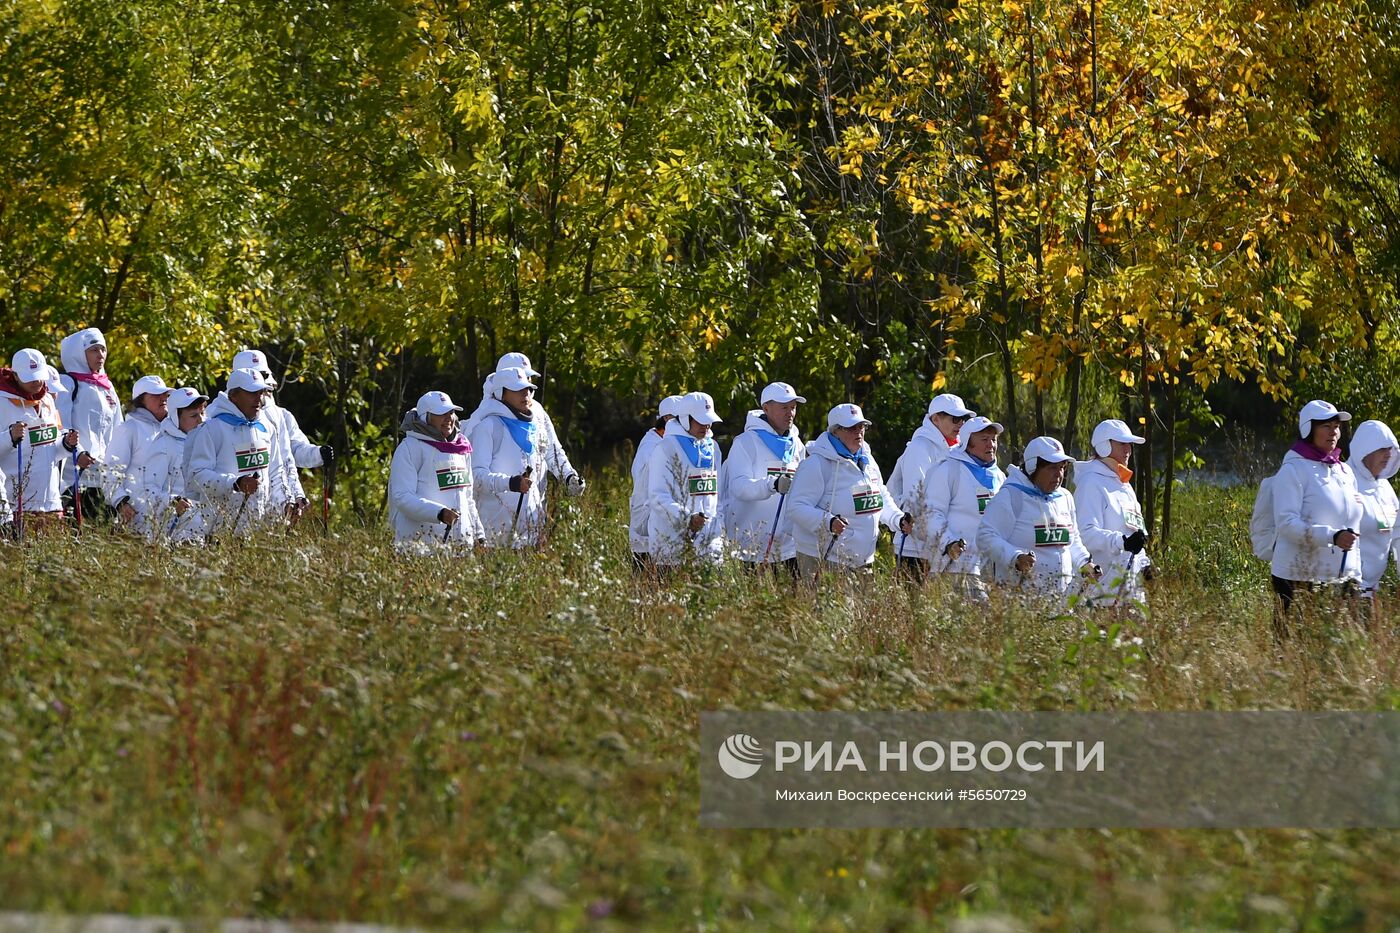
[4,327,1396,617]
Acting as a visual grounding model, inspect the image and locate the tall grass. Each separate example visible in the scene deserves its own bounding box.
[1,474,1397,929]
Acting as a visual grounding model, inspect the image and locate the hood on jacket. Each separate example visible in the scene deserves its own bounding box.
[910,417,955,450]
[399,408,460,442]
[1348,420,1400,481]
[160,411,190,441]
[204,391,265,425]
[1005,464,1068,498]
[807,431,872,464]
[475,396,533,424]
[127,406,161,427]
[1072,458,1119,490]
[60,329,105,375]
[743,409,800,438]
[665,416,709,440]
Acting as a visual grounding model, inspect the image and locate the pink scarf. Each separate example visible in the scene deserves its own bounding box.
[1290,439,1342,465]
[70,370,117,404]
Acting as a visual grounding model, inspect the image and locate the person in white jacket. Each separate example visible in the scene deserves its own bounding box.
[186,369,278,536]
[57,327,121,520]
[107,375,173,529]
[230,349,334,525]
[1346,419,1399,599]
[389,390,486,550]
[921,415,1006,599]
[647,391,725,569]
[1269,400,1363,620]
[722,381,808,576]
[469,366,560,548]
[130,387,209,542]
[888,393,976,579]
[788,403,911,583]
[978,435,1098,603]
[1075,419,1153,610]
[630,394,683,572]
[2,349,92,534]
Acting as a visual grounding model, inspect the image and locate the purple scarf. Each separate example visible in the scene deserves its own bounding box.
[416,434,471,455]
[1290,439,1342,465]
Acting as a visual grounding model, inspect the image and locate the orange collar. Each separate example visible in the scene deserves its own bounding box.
[1107,458,1133,483]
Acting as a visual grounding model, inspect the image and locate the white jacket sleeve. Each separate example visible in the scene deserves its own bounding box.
[879,472,905,533]
[728,435,778,503]
[1273,463,1337,549]
[55,377,75,433]
[536,407,575,480]
[925,461,958,556]
[647,442,689,530]
[281,408,324,468]
[187,425,237,497]
[1067,501,1092,568]
[469,420,516,495]
[787,458,833,538]
[977,488,1025,571]
[389,442,443,525]
[1076,484,1123,558]
[103,420,135,500]
[135,448,176,516]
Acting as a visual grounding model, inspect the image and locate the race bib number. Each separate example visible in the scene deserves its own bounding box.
[1124,509,1144,530]
[853,486,883,515]
[688,471,718,496]
[1379,512,1394,533]
[1034,523,1072,547]
[766,467,796,478]
[977,492,992,514]
[28,423,58,447]
[436,467,471,491]
[236,446,270,474]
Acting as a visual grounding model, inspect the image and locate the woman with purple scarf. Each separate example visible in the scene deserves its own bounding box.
[1269,399,1363,620]
[388,390,486,550]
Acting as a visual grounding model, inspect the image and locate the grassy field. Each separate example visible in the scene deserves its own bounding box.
[2,475,1399,930]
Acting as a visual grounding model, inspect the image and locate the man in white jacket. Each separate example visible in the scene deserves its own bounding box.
[722,381,808,576]
[788,403,911,583]
[647,391,725,569]
[630,394,683,572]
[921,415,1006,599]
[3,349,92,534]
[1075,419,1153,609]
[1269,400,1363,620]
[57,327,121,520]
[389,390,486,550]
[230,349,334,526]
[186,369,277,536]
[130,387,209,541]
[888,393,976,579]
[107,375,173,528]
[978,436,1098,604]
[1346,420,1399,599]
[489,352,585,497]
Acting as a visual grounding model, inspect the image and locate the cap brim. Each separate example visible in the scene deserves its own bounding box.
[831,419,873,429]
[425,405,464,415]
[1041,452,1074,464]
[693,413,721,425]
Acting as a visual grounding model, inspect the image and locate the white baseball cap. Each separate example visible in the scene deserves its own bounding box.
[928,393,975,418]
[761,382,806,405]
[1092,419,1147,457]
[416,390,463,419]
[496,352,540,378]
[227,368,273,394]
[957,416,1005,450]
[827,403,872,429]
[658,394,685,418]
[1297,399,1351,439]
[232,349,277,387]
[679,391,721,426]
[1023,435,1074,475]
[77,328,106,350]
[11,348,47,382]
[491,366,536,396]
[131,375,171,400]
[170,387,210,411]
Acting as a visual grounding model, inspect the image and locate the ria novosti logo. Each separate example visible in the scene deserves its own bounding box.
[717,733,764,779]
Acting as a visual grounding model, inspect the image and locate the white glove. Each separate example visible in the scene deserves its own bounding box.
[565,472,586,496]
[773,473,793,495]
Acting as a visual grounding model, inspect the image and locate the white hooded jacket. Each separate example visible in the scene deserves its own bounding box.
[788,432,902,568]
[389,411,486,546]
[977,466,1092,596]
[629,426,666,553]
[721,410,806,562]
[260,397,322,508]
[887,420,959,560]
[922,448,1005,575]
[1345,421,1399,593]
[647,419,725,566]
[104,407,164,506]
[132,413,206,541]
[1270,445,1364,585]
[468,398,550,547]
[185,392,275,534]
[56,329,122,492]
[0,384,70,514]
[1073,458,1152,604]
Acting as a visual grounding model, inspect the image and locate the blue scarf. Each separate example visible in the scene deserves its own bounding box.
[497,414,537,457]
[960,454,1001,491]
[674,433,715,469]
[829,433,869,470]
[755,428,798,464]
[213,412,268,432]
[1007,480,1062,501]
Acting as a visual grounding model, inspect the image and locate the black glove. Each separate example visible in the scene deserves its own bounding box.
[1123,528,1146,554]
[320,444,335,465]
[509,474,525,493]
[1142,564,1157,582]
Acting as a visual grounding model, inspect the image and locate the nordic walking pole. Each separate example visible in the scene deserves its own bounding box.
[509,464,533,541]
[71,446,83,537]
[322,456,335,538]
[762,489,788,563]
[14,431,25,544]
